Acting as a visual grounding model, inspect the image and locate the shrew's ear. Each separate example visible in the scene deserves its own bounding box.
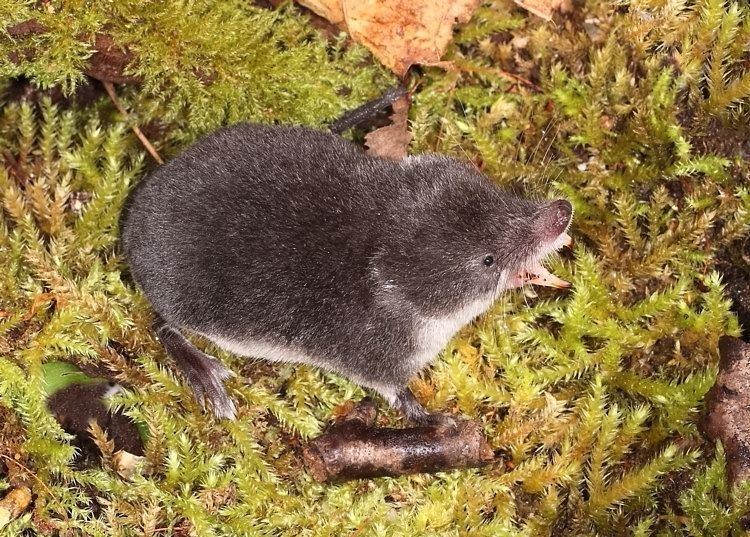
[533,199,573,243]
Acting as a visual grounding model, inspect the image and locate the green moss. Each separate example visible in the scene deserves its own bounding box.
[1,0,750,535]
[1,0,391,146]
[677,444,750,536]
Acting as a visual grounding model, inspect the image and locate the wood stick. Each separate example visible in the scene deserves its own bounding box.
[303,399,494,482]
[102,81,164,165]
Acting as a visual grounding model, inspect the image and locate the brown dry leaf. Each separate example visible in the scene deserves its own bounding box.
[22,292,55,321]
[296,0,344,25]
[345,0,482,76]
[364,95,411,160]
[330,400,356,420]
[296,0,482,76]
[514,0,573,21]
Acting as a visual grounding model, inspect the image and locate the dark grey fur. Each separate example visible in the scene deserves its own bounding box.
[120,124,572,422]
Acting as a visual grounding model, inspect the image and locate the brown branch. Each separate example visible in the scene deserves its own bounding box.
[303,399,494,482]
[102,81,164,165]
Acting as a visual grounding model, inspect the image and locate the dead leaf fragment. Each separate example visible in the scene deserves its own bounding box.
[365,95,411,160]
[113,450,145,480]
[23,292,55,321]
[297,0,344,25]
[514,0,573,21]
[510,36,529,49]
[0,486,32,530]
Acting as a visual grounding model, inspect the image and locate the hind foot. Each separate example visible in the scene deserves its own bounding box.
[154,319,237,420]
[393,387,457,429]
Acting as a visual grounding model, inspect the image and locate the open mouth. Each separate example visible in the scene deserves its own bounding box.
[511,232,572,289]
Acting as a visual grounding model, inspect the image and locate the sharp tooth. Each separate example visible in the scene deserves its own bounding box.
[525,265,570,289]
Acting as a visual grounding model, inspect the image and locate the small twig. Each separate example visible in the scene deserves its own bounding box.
[303,399,494,482]
[101,81,164,165]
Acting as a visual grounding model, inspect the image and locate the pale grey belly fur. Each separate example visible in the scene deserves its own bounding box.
[198,291,496,403]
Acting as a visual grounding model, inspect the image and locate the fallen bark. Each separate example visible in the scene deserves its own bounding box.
[703,336,750,486]
[303,399,494,482]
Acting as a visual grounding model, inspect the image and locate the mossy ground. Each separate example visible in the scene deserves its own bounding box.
[1,0,750,535]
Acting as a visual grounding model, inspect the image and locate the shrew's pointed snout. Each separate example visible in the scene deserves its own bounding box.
[516,199,574,291]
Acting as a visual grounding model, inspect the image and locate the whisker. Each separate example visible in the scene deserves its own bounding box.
[529,117,555,164]
[445,99,482,173]
[539,121,562,191]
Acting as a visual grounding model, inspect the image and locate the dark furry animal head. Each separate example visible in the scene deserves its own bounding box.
[373,156,572,316]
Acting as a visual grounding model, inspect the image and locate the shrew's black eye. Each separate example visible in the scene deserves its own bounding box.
[483,255,495,267]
